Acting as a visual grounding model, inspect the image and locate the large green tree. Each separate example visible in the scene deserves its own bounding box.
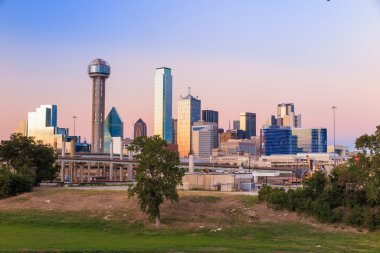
[128,136,184,227]
[353,126,380,205]
[0,133,58,185]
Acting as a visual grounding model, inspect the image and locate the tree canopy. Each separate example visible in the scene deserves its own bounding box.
[0,133,58,185]
[127,135,184,227]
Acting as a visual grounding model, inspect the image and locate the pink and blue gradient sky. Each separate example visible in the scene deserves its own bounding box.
[0,0,379,148]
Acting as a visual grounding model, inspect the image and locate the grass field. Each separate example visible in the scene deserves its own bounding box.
[0,188,379,252]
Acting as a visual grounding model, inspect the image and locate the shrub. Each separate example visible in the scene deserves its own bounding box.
[345,206,364,227]
[0,166,34,198]
[364,209,378,232]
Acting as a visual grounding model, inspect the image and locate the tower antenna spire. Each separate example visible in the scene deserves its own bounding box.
[188,86,191,96]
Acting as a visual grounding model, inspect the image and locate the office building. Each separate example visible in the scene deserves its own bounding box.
[233,120,240,130]
[88,58,111,153]
[240,112,256,139]
[292,128,327,153]
[177,91,201,157]
[202,110,219,148]
[219,139,258,156]
[266,103,301,128]
[192,124,213,158]
[134,118,147,139]
[220,129,246,142]
[260,126,297,156]
[261,126,327,156]
[22,104,67,151]
[154,67,173,143]
[104,107,124,153]
[172,119,177,144]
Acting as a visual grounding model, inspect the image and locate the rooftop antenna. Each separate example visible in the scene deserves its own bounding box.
[188,86,191,96]
[229,119,231,130]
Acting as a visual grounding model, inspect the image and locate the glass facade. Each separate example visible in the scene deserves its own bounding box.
[26,105,66,152]
[292,128,327,153]
[192,125,213,158]
[202,110,219,148]
[261,127,297,156]
[104,107,124,153]
[134,118,147,139]
[261,126,327,156]
[154,67,173,143]
[177,94,201,157]
[240,112,256,139]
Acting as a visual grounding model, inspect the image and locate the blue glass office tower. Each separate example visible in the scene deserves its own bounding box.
[154,67,173,143]
[88,58,111,153]
[261,126,327,155]
[104,107,124,153]
[261,126,297,156]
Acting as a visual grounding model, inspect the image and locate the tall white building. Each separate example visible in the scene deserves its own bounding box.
[154,67,173,143]
[21,105,67,151]
[192,124,213,158]
[265,103,301,128]
[177,90,201,157]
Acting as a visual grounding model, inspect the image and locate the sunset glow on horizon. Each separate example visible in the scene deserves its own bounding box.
[1,0,380,149]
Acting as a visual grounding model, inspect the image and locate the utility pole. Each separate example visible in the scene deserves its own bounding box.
[331,106,337,166]
[73,116,78,137]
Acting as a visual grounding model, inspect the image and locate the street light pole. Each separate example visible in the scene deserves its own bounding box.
[331,106,337,166]
[73,116,77,137]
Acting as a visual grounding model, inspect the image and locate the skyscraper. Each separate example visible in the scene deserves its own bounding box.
[277,103,301,128]
[177,91,201,157]
[192,124,213,158]
[154,67,173,143]
[88,58,111,153]
[104,107,124,153]
[240,112,256,139]
[265,103,301,128]
[233,120,240,130]
[172,119,177,145]
[24,104,67,151]
[202,110,219,148]
[134,118,147,139]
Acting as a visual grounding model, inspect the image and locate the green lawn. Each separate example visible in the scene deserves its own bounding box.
[0,210,379,252]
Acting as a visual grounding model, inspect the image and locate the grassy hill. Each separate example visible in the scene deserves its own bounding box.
[0,188,379,252]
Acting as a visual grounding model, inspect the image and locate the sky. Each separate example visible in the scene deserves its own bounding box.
[0,0,379,149]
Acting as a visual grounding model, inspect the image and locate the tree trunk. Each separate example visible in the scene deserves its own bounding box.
[155,210,161,227]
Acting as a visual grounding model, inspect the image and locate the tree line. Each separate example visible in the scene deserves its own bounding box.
[259,126,380,231]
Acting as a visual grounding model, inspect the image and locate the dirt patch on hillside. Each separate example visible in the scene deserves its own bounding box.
[0,187,362,233]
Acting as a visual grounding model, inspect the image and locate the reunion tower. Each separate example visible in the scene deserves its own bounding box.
[88,58,111,153]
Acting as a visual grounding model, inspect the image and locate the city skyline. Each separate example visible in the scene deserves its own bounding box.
[1,1,380,149]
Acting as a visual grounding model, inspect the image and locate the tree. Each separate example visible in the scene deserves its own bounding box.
[0,133,58,185]
[127,136,184,227]
[354,126,380,205]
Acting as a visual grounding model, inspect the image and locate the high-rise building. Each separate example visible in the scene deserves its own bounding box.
[154,67,173,143]
[177,91,201,157]
[266,103,301,128]
[233,120,240,130]
[23,104,67,152]
[104,107,124,153]
[292,128,327,153]
[260,126,327,156]
[219,129,246,142]
[192,124,213,158]
[240,112,256,139]
[88,58,111,153]
[260,126,297,156]
[172,119,177,145]
[202,110,219,148]
[134,118,147,139]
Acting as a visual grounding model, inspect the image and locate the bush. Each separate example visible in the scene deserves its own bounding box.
[345,206,364,227]
[0,166,34,198]
[364,209,378,232]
